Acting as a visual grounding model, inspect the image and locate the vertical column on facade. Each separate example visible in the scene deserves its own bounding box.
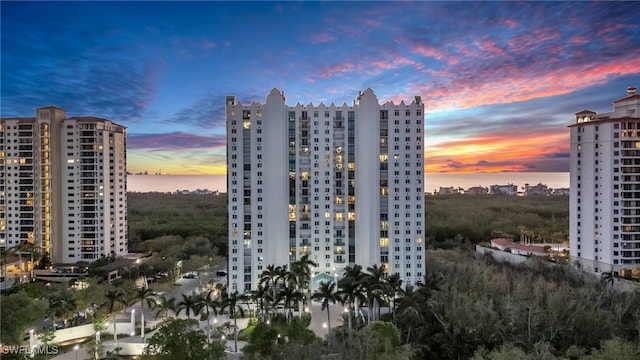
[242,109,252,291]
[38,122,51,257]
[17,123,36,257]
[379,111,389,272]
[347,111,356,265]
[333,110,346,266]
[288,110,297,268]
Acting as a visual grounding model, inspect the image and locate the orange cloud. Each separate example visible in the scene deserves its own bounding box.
[426,131,569,173]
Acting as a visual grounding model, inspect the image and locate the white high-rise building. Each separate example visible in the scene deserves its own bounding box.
[226,88,425,294]
[570,86,640,275]
[1,106,128,264]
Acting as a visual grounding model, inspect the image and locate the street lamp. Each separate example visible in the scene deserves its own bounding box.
[322,322,328,339]
[130,309,135,336]
[28,329,36,358]
[74,344,79,360]
[94,331,101,360]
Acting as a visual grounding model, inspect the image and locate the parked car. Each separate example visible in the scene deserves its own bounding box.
[216,270,227,277]
[183,271,198,279]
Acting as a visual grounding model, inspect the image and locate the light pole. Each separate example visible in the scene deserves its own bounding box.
[344,305,352,330]
[322,322,328,340]
[130,309,135,336]
[95,331,100,360]
[74,344,79,360]
[29,329,35,359]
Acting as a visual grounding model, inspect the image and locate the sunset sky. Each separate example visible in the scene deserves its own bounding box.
[2,1,639,175]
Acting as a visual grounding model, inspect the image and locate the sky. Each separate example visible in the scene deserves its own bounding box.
[2,1,639,175]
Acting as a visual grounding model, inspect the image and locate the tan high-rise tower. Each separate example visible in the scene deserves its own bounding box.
[1,106,128,264]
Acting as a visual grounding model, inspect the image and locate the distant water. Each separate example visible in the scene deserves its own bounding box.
[128,172,569,193]
[128,174,227,193]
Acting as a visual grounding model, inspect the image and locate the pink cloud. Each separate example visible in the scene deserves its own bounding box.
[500,18,518,29]
[507,28,560,53]
[364,19,382,27]
[371,60,395,70]
[472,39,507,58]
[569,36,589,44]
[412,56,640,112]
[319,61,355,78]
[312,33,337,44]
[412,45,446,60]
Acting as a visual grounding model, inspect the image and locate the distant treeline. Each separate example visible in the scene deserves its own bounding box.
[426,194,568,249]
[127,193,228,254]
[127,193,569,256]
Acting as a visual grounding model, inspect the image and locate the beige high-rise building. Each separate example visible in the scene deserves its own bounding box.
[1,106,128,264]
[570,87,640,275]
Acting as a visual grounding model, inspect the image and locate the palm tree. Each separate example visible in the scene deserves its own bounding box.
[250,283,272,322]
[385,272,403,320]
[151,295,176,319]
[176,293,202,319]
[278,283,303,324]
[133,287,155,339]
[0,248,8,281]
[601,269,616,308]
[396,285,424,344]
[291,255,318,315]
[338,264,366,329]
[365,264,387,323]
[197,290,221,347]
[221,291,246,353]
[104,287,127,347]
[312,281,338,337]
[260,264,282,301]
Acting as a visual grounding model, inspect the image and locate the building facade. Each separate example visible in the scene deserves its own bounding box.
[1,106,128,264]
[569,87,640,275]
[226,88,425,294]
[489,184,518,195]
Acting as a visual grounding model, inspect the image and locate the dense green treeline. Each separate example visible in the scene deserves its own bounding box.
[127,193,570,256]
[426,195,569,248]
[415,249,640,359]
[127,193,228,253]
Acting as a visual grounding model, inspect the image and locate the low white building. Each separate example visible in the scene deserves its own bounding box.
[489,184,518,195]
